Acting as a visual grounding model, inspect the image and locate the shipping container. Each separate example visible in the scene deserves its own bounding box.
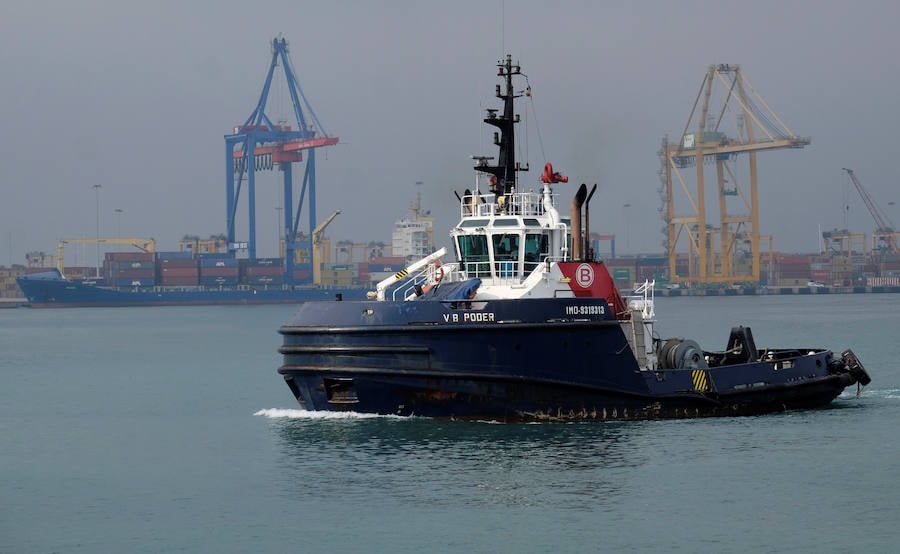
[243,274,284,286]
[109,268,156,280]
[105,252,155,262]
[156,251,193,260]
[635,265,662,282]
[779,267,810,279]
[115,277,156,287]
[200,275,239,287]
[604,257,637,268]
[635,256,667,267]
[831,270,853,286]
[364,262,406,273]
[357,262,370,284]
[159,267,199,278]
[251,257,282,266]
[158,258,198,269]
[243,265,283,276]
[612,267,633,282]
[320,268,354,286]
[199,256,239,268]
[199,266,240,277]
[113,260,155,270]
[159,275,199,286]
[369,256,406,266]
[777,254,812,264]
[62,267,99,280]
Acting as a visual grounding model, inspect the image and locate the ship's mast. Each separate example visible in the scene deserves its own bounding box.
[475,55,528,199]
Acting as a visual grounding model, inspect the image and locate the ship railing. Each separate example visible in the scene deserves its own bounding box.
[494,260,522,283]
[460,260,525,284]
[461,190,553,218]
[626,279,656,319]
[545,254,572,263]
[460,260,493,279]
[392,273,428,301]
[391,261,461,301]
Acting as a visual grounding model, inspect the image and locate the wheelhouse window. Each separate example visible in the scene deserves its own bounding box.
[524,233,548,272]
[456,234,490,277]
[492,233,520,277]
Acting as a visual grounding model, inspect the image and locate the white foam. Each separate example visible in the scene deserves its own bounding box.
[838,387,899,400]
[254,408,413,420]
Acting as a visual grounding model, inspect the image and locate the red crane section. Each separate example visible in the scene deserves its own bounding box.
[231,135,340,163]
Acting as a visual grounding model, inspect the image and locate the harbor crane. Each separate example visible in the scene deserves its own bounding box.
[311,209,340,284]
[842,168,899,256]
[660,64,810,285]
[312,209,341,247]
[225,36,338,285]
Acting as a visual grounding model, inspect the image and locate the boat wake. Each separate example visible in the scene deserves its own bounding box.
[862,388,900,400]
[254,408,413,420]
[835,387,898,401]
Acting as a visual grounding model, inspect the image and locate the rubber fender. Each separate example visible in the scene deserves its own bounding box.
[841,349,871,386]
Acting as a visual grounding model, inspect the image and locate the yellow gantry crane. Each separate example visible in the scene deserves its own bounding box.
[660,64,810,284]
[312,210,340,284]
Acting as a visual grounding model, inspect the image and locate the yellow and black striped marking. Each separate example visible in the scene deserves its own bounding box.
[394,268,409,280]
[692,369,710,392]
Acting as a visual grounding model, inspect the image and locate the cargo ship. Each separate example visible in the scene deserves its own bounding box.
[16,245,369,307]
[276,55,871,421]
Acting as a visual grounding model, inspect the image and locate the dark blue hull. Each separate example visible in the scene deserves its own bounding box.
[281,370,854,421]
[278,298,867,421]
[17,271,368,307]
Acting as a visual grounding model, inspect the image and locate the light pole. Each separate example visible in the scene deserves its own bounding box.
[93,184,102,278]
[623,203,631,254]
[115,208,124,238]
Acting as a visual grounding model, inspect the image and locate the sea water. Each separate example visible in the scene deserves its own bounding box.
[2,295,898,553]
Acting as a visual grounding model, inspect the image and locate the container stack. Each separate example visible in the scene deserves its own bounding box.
[356,262,370,285]
[635,256,667,282]
[158,252,199,286]
[241,258,283,286]
[604,258,635,288]
[199,254,239,287]
[320,265,354,287]
[776,254,811,286]
[104,252,156,287]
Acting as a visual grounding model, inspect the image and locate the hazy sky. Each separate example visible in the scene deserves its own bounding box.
[2,1,899,265]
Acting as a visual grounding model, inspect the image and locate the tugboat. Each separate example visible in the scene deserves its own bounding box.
[276,55,871,421]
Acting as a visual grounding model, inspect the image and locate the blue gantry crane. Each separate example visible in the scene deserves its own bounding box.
[225,36,338,284]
